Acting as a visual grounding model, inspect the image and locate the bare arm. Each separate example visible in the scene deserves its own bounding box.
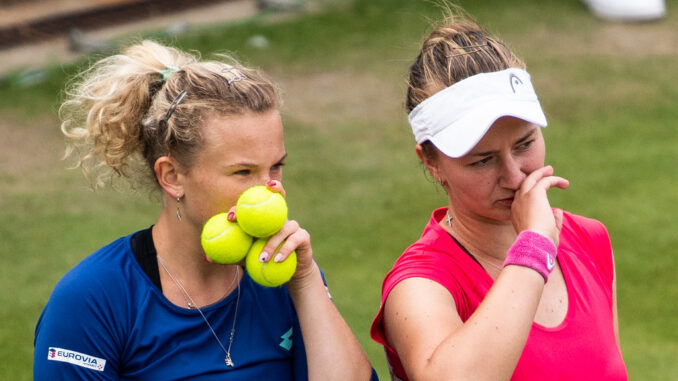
[385,267,544,380]
[287,261,373,381]
[255,181,373,381]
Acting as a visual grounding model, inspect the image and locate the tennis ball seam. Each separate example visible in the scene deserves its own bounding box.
[259,260,293,286]
[237,193,276,208]
[259,263,273,286]
[203,224,241,241]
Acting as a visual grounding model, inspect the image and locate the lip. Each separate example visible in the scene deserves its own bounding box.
[497,197,514,207]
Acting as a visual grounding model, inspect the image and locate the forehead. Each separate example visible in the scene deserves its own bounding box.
[471,117,541,149]
[198,110,285,161]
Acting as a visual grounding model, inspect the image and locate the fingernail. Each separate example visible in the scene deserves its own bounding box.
[274,253,284,263]
[267,180,277,187]
[259,252,269,262]
[227,211,235,221]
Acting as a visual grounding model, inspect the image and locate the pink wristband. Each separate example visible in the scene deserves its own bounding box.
[503,231,557,282]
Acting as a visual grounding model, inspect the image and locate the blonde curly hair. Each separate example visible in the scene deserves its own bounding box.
[61,40,280,189]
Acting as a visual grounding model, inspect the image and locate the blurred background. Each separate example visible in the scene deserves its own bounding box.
[1,0,676,379]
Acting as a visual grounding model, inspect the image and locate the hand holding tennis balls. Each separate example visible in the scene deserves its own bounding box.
[200,184,297,287]
[237,185,297,287]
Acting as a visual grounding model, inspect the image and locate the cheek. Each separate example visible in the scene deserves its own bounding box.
[451,173,492,200]
[193,193,239,225]
[525,144,546,172]
[221,184,251,210]
[187,177,242,216]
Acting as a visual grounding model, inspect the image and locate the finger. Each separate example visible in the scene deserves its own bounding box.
[266,180,286,198]
[259,220,300,262]
[533,175,570,192]
[226,206,237,222]
[519,165,555,194]
[273,228,309,263]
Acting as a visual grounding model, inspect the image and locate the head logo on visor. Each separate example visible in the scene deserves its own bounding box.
[509,73,523,93]
[408,68,548,158]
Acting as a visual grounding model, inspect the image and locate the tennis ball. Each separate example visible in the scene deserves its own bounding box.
[236,185,288,238]
[201,212,253,264]
[245,238,297,287]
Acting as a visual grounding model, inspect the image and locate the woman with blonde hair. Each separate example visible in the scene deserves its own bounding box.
[371,11,627,381]
[34,40,376,380]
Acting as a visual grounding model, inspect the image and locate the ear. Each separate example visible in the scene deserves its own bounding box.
[154,156,184,199]
[415,144,441,183]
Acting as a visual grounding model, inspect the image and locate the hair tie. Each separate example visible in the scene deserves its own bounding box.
[160,65,180,81]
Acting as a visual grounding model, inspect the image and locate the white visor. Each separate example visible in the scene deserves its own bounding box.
[408,68,547,158]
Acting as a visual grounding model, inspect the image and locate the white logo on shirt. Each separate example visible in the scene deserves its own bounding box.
[48,347,106,372]
[547,253,555,270]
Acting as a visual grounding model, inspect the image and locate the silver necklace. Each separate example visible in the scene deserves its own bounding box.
[157,256,240,367]
[445,211,503,272]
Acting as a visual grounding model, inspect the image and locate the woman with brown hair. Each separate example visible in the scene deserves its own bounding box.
[371,11,626,381]
[34,40,376,380]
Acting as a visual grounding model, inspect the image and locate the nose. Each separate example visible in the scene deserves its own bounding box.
[498,155,526,190]
[259,173,281,187]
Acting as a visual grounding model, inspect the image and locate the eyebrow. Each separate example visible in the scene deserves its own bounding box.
[469,128,537,157]
[225,153,288,169]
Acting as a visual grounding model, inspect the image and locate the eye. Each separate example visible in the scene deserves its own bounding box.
[271,161,285,171]
[470,156,493,167]
[233,169,251,176]
[517,139,535,151]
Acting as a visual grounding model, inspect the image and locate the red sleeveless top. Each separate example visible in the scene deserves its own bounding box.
[371,208,627,380]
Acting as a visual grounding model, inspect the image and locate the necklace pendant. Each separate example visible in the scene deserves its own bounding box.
[225,354,234,367]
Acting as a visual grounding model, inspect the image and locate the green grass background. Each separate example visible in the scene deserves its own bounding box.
[1,0,677,379]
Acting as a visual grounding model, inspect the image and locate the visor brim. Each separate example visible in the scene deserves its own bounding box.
[429,100,547,158]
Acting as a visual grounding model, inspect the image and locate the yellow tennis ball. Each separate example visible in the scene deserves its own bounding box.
[201,213,253,264]
[236,185,288,238]
[245,238,297,287]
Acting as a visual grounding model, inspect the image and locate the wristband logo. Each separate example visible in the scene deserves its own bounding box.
[547,253,555,271]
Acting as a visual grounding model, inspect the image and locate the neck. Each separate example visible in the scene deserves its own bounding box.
[442,207,517,262]
[153,205,206,272]
[153,203,241,307]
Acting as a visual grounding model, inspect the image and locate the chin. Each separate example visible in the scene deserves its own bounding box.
[487,208,513,223]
